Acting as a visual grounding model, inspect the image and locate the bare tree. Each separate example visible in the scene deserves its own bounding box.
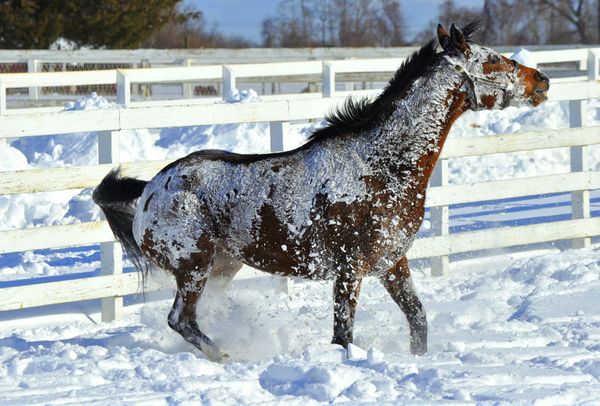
[537,0,595,43]
[380,0,406,46]
[413,0,482,44]
[418,0,597,45]
[143,12,253,48]
[482,0,541,44]
[261,0,407,47]
[265,0,596,47]
[482,0,498,44]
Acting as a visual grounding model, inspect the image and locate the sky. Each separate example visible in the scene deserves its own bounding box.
[191,0,483,44]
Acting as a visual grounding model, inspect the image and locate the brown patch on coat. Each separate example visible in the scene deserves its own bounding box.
[515,62,550,106]
[482,55,514,75]
[480,95,496,109]
[140,228,216,278]
[414,91,468,191]
[239,203,311,277]
[140,229,172,271]
[175,237,215,277]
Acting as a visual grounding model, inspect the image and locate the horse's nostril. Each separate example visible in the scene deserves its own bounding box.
[534,71,549,83]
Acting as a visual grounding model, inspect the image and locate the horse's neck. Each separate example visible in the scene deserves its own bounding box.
[364,68,467,188]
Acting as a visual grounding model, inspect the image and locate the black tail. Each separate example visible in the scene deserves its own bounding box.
[93,168,149,281]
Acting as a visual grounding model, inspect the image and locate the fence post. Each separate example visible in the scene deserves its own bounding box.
[569,99,591,249]
[268,120,294,294]
[182,58,193,99]
[0,78,6,115]
[567,52,596,250]
[323,62,335,98]
[430,158,449,276]
[98,130,124,322]
[116,70,130,105]
[138,59,151,99]
[27,59,39,100]
[269,121,287,153]
[587,50,599,80]
[222,65,236,99]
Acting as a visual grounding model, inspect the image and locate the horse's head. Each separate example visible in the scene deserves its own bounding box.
[437,23,549,110]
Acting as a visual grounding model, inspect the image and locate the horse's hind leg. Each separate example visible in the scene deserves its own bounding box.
[167,245,227,361]
[332,271,363,348]
[379,256,427,355]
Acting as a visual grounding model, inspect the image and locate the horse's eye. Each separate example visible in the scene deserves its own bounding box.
[454,65,463,72]
[489,56,500,64]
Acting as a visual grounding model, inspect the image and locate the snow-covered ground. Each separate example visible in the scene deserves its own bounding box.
[1,249,598,404]
[1,57,599,403]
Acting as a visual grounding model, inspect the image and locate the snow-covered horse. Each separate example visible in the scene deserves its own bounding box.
[94,23,549,361]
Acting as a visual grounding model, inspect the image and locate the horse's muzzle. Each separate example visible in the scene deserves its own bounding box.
[533,71,550,104]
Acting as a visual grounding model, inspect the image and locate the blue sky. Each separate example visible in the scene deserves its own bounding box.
[190,0,483,43]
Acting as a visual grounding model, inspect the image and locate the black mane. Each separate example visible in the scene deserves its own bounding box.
[307,40,438,143]
[307,21,481,144]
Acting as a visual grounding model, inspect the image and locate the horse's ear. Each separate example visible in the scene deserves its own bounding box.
[437,24,452,52]
[450,23,470,55]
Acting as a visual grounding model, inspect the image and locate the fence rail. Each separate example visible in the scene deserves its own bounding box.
[0,47,598,319]
[1,46,599,105]
[0,45,596,67]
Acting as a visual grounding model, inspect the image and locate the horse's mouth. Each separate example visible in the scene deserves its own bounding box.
[532,88,548,105]
[535,89,548,99]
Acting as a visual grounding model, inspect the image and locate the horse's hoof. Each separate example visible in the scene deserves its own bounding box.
[202,344,228,362]
[207,349,231,363]
[410,344,427,356]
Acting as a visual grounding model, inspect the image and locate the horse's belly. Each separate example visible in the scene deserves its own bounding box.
[223,221,338,280]
[228,215,417,280]
[237,252,338,280]
[232,233,414,280]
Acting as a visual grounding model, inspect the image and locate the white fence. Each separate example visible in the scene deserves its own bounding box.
[0,45,592,70]
[1,46,597,103]
[0,47,424,103]
[0,47,599,321]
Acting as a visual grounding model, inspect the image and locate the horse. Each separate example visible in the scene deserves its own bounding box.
[93,23,549,361]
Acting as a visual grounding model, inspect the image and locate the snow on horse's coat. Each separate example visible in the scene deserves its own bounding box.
[94,23,549,361]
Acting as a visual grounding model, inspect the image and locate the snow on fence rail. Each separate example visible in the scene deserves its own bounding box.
[0,48,599,321]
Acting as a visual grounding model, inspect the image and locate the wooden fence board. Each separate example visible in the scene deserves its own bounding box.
[0,221,114,254]
[408,218,600,259]
[0,272,169,311]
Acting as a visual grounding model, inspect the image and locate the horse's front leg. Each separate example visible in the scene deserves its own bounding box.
[332,271,363,348]
[379,256,427,355]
